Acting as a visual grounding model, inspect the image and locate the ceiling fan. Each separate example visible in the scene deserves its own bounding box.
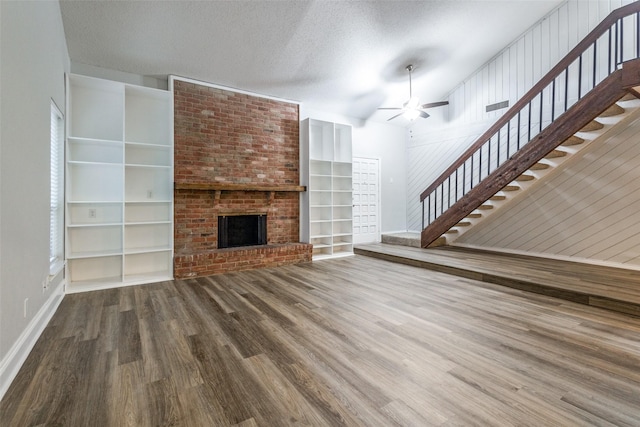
[378,64,449,121]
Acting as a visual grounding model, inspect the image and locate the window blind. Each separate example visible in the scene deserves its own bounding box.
[50,101,64,268]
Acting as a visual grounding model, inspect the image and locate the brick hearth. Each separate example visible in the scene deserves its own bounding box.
[173,79,311,278]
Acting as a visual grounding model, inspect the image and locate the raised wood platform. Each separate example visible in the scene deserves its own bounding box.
[355,244,640,317]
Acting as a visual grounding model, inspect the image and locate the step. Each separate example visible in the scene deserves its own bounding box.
[380,232,421,248]
[490,195,506,201]
[456,221,472,227]
[476,204,494,210]
[466,213,482,219]
[502,185,520,192]
[427,236,447,248]
[445,229,459,234]
[529,162,550,171]
[562,136,585,147]
[580,120,604,132]
[515,174,535,182]
[545,149,567,159]
[620,93,638,102]
[599,103,625,117]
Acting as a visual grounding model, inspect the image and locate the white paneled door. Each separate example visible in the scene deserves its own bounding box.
[352,157,380,244]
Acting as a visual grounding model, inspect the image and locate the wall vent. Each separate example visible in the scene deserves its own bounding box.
[486,100,509,112]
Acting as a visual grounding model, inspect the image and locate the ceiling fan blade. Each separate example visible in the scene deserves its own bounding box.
[387,112,406,121]
[377,107,403,110]
[420,101,449,109]
[418,110,430,119]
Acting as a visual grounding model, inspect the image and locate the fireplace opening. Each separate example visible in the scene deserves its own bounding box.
[218,214,267,249]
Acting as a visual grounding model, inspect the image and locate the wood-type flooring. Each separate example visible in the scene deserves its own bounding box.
[2,255,640,426]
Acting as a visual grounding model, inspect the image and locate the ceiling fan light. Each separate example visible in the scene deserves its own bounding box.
[403,109,421,121]
[405,96,420,109]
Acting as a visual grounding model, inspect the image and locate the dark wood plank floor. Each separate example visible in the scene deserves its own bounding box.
[355,243,640,317]
[2,256,640,426]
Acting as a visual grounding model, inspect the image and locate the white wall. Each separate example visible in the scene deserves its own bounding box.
[407,0,636,232]
[0,0,69,398]
[301,107,407,233]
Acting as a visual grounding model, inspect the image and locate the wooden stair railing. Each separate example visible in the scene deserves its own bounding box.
[420,1,640,248]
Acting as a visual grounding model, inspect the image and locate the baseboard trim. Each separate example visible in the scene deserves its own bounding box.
[0,280,65,401]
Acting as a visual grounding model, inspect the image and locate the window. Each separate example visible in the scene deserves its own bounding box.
[50,100,64,273]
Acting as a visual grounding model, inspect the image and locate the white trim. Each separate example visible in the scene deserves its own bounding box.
[169,75,300,105]
[0,279,65,401]
[453,242,640,273]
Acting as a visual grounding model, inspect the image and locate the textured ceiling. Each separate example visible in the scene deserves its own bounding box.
[59,0,563,124]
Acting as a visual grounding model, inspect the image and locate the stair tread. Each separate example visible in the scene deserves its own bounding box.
[502,185,520,192]
[456,221,472,227]
[620,93,638,102]
[490,195,506,201]
[545,149,567,159]
[466,213,482,219]
[515,174,535,182]
[599,104,625,117]
[580,120,604,132]
[427,236,447,248]
[530,163,550,170]
[562,136,585,146]
[477,204,494,210]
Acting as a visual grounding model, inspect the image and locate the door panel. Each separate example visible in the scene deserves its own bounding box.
[352,158,380,244]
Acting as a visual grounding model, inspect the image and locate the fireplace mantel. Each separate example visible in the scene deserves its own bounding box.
[174,182,306,204]
[174,182,306,192]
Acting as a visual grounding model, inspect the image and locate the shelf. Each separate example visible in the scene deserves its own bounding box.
[125,220,171,226]
[124,199,172,205]
[124,246,172,255]
[311,243,332,249]
[67,222,122,228]
[310,220,332,224]
[67,249,123,259]
[68,160,122,167]
[310,234,332,239]
[123,272,172,284]
[125,141,172,148]
[333,242,353,247]
[125,164,172,169]
[174,182,306,192]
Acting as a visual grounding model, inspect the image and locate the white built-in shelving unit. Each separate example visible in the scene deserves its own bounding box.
[300,118,353,259]
[65,74,173,292]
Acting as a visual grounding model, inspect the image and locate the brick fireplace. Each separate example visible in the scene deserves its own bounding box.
[172,79,312,278]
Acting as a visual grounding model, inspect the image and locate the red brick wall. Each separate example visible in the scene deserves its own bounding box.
[173,79,310,278]
[174,80,299,185]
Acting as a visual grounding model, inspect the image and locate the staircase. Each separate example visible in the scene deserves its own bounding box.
[432,94,640,247]
[419,2,640,248]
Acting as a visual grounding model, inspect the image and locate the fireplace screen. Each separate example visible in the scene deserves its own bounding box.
[218,214,267,249]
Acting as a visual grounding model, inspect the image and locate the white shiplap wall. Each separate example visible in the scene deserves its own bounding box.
[407,0,635,231]
[456,112,640,268]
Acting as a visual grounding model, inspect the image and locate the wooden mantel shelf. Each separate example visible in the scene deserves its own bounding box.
[175,182,306,192]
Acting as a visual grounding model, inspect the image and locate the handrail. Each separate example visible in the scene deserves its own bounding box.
[420,1,640,202]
